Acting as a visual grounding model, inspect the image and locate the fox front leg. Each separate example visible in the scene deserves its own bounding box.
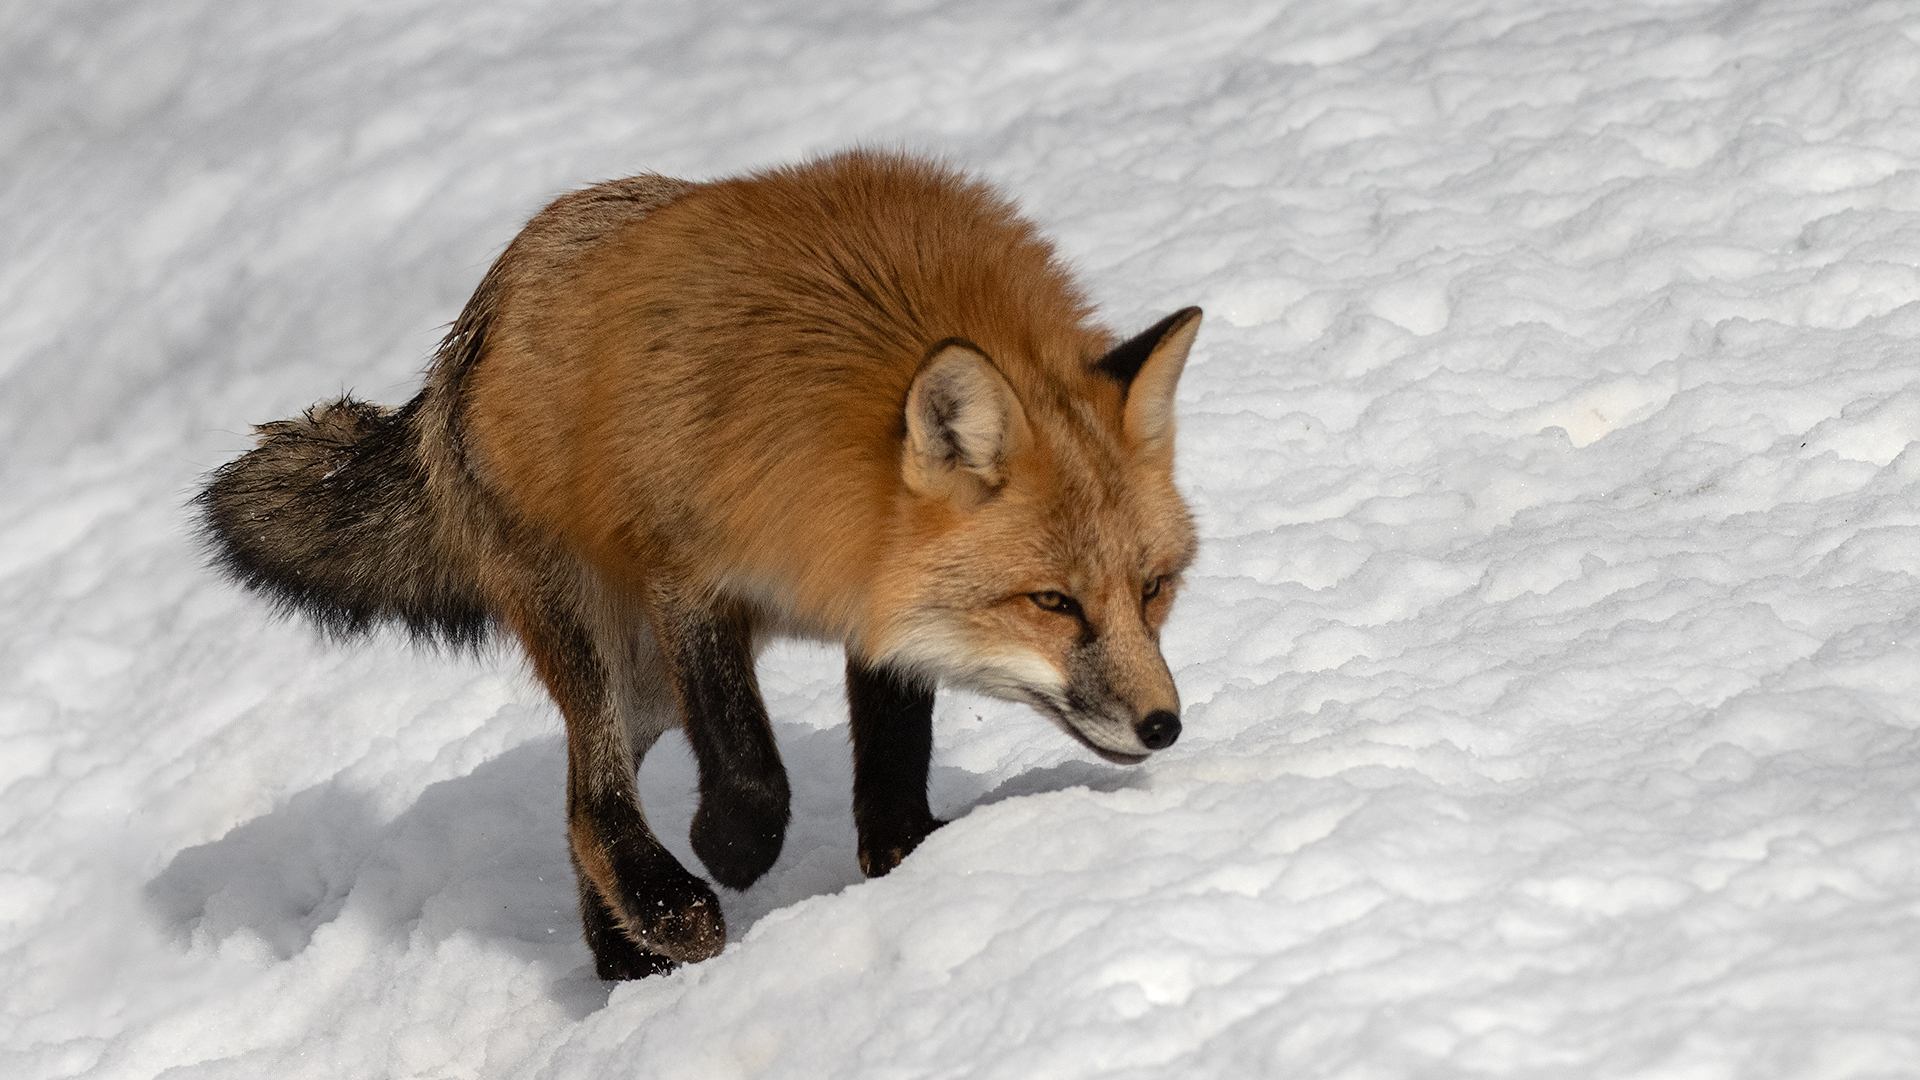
[846,657,945,877]
[648,595,793,890]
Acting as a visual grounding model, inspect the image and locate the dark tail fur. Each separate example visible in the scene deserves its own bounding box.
[195,393,493,649]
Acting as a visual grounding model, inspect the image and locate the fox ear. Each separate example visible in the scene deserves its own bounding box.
[1095,306,1201,453]
[902,339,1029,503]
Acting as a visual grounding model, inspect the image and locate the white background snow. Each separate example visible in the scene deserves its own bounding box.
[5,0,1920,1076]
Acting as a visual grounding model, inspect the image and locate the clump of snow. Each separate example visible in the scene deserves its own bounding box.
[4,1,1919,1077]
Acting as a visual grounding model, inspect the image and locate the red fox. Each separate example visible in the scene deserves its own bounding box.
[197,150,1200,979]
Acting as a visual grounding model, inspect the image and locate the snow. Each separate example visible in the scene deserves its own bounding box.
[5,0,1920,1076]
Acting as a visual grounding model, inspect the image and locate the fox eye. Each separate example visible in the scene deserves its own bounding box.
[1028,591,1082,617]
[1142,576,1166,601]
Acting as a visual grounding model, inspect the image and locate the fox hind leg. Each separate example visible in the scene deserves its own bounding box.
[846,657,945,877]
[512,576,726,978]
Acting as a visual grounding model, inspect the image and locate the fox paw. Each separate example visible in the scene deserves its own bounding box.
[858,816,946,878]
[630,884,727,964]
[581,864,723,978]
[591,935,678,981]
[691,786,790,890]
[603,856,729,966]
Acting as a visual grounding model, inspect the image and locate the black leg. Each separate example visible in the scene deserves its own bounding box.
[513,587,725,977]
[648,597,791,890]
[847,656,944,877]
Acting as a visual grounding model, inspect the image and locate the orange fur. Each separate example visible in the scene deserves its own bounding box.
[198,150,1202,978]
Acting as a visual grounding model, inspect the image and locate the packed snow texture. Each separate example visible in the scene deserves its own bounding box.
[5,1,1920,1076]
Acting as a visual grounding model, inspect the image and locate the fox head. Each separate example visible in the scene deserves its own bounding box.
[873,308,1201,763]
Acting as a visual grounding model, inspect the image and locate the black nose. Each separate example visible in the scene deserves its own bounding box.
[1136,711,1181,751]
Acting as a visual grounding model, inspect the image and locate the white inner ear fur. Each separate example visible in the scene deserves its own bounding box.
[1124,309,1201,450]
[903,342,1029,498]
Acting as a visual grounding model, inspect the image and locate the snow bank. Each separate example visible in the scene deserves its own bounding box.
[4,1,1918,1077]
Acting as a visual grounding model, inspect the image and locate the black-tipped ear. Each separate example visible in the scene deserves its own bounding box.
[1097,308,1201,453]
[1095,306,1203,389]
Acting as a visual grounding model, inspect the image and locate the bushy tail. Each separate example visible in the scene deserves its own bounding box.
[195,394,493,649]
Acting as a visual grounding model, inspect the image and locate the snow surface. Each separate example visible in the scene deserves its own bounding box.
[5,1,1920,1076]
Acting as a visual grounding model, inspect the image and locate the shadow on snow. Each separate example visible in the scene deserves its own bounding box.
[143,711,1142,1011]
